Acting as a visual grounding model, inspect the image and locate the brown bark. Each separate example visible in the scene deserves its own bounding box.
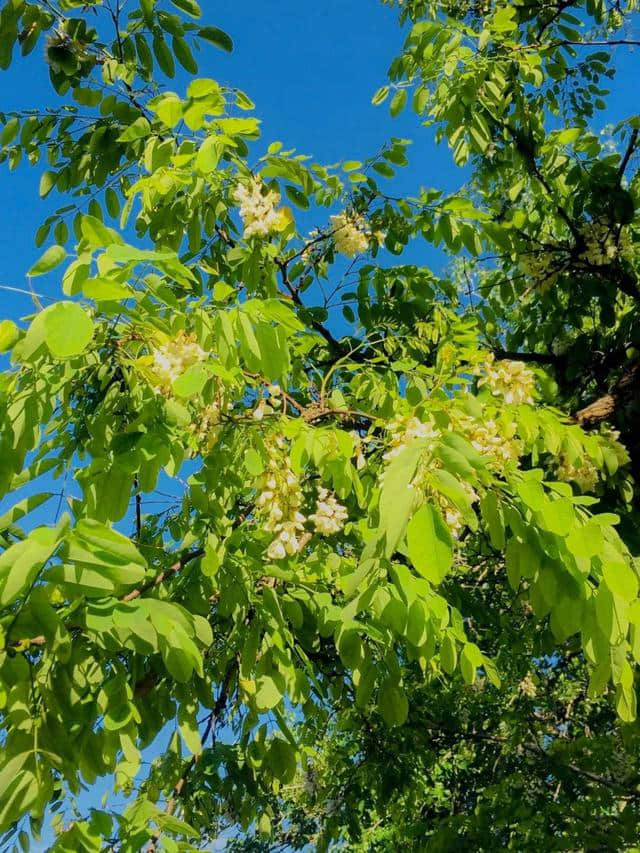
[576,362,640,427]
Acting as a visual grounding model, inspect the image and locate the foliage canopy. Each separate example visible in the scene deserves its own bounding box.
[1,0,640,849]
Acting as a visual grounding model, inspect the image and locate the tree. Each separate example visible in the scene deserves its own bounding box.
[0,0,638,850]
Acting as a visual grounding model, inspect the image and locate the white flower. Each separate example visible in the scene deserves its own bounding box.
[257,439,305,560]
[252,400,266,421]
[555,454,599,493]
[519,674,537,698]
[455,415,522,468]
[150,331,205,394]
[518,248,564,291]
[383,415,440,462]
[309,487,348,536]
[330,211,371,257]
[267,539,287,561]
[478,354,535,405]
[187,401,221,452]
[580,220,633,267]
[234,176,283,239]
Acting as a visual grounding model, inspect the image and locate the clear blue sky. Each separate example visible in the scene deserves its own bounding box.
[1,2,638,314]
[0,0,461,318]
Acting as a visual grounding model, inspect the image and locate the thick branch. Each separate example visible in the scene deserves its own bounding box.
[493,348,563,366]
[576,361,640,427]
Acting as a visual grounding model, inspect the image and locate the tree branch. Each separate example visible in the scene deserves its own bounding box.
[147,661,237,851]
[618,127,639,180]
[493,348,563,366]
[121,548,204,603]
[576,361,640,427]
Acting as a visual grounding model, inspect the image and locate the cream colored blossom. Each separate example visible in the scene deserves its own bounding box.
[478,354,535,405]
[150,331,205,394]
[188,402,221,453]
[579,220,633,267]
[431,483,477,540]
[455,414,522,468]
[555,454,599,493]
[234,176,283,239]
[518,674,537,698]
[309,487,348,536]
[600,427,630,467]
[518,248,564,291]
[257,441,305,560]
[330,211,371,257]
[383,415,441,462]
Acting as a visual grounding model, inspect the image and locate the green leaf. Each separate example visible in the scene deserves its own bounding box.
[170,0,201,16]
[42,302,94,358]
[407,503,453,585]
[440,633,457,674]
[268,738,296,783]
[378,442,425,555]
[0,527,60,606]
[285,185,309,209]
[178,702,202,754]
[195,136,222,173]
[81,215,123,249]
[255,675,283,711]
[153,33,176,77]
[0,319,19,352]
[117,116,151,142]
[82,278,134,301]
[390,89,408,117]
[479,492,505,549]
[39,170,57,198]
[172,363,209,398]
[1,117,19,145]
[152,93,184,128]
[372,85,390,105]
[337,628,363,669]
[460,642,481,684]
[28,244,66,276]
[378,681,409,727]
[492,6,517,31]
[173,36,198,73]
[198,26,233,52]
[601,547,638,602]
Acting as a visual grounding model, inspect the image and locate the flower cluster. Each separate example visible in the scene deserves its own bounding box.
[579,220,633,267]
[257,439,306,561]
[150,331,205,394]
[555,454,599,493]
[309,487,348,535]
[234,176,283,239]
[478,354,536,405]
[187,402,221,453]
[431,482,477,539]
[455,414,522,468]
[256,438,351,560]
[330,211,372,257]
[518,249,564,291]
[383,414,440,462]
[518,674,537,699]
[252,384,282,421]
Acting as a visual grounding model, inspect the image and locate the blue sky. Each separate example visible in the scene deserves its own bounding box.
[1,2,638,315]
[0,0,456,320]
